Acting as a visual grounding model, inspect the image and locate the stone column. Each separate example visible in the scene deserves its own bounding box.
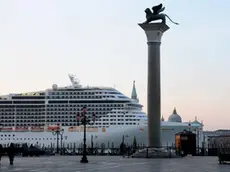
[139,23,169,148]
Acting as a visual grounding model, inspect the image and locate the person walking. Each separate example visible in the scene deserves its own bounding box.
[7,143,15,165]
[0,144,4,163]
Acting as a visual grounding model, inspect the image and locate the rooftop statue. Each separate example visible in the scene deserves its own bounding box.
[142,4,179,25]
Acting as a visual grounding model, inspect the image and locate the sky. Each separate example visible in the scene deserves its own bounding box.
[0,0,229,130]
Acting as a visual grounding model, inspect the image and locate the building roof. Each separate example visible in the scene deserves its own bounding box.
[168,108,182,123]
[131,81,137,100]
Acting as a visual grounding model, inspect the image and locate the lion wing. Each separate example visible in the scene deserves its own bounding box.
[158,7,165,13]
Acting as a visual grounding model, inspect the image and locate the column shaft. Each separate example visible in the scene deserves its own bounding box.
[147,42,161,148]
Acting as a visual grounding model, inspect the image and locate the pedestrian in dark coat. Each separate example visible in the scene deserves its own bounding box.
[0,144,3,163]
[7,143,15,165]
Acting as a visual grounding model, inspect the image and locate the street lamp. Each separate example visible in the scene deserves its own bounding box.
[52,124,64,154]
[80,106,89,163]
[77,106,95,163]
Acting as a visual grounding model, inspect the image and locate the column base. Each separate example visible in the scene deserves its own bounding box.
[80,154,89,163]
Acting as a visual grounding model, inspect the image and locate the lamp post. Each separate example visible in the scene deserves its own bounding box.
[78,106,95,163]
[80,106,89,163]
[52,124,64,154]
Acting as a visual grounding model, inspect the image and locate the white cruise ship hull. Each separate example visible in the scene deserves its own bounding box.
[0,122,201,148]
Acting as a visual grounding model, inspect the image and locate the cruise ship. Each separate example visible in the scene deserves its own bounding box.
[0,74,204,148]
[0,74,148,148]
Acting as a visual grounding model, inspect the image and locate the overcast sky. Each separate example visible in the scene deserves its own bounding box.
[0,0,229,130]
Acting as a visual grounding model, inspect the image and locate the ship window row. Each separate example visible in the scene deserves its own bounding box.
[49,112,108,115]
[0,123,81,127]
[125,115,136,117]
[132,112,145,114]
[46,108,113,111]
[0,106,121,110]
[0,118,140,122]
[49,92,101,95]
[110,111,127,114]
[46,111,108,115]
[109,119,139,121]
[46,109,116,113]
[1,121,45,124]
[95,119,138,122]
[110,114,126,117]
[0,114,139,120]
[0,124,45,127]
[0,115,138,120]
[46,107,116,111]
[46,115,104,118]
[0,137,58,141]
[48,91,120,95]
[0,109,113,114]
[0,113,44,116]
[49,111,107,116]
[0,104,45,108]
[47,104,123,107]
[120,96,129,99]
[1,120,45,123]
[0,113,107,120]
[95,123,137,125]
[0,109,44,112]
[1,134,15,137]
[1,109,44,112]
[117,114,133,117]
[0,117,44,120]
[47,95,115,99]
[48,96,100,99]
[47,104,123,108]
[0,111,109,116]
[1,123,80,127]
[0,101,126,105]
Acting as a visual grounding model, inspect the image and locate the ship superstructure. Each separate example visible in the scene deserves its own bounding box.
[0,75,147,147]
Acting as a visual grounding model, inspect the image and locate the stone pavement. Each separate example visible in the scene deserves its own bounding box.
[0,156,229,172]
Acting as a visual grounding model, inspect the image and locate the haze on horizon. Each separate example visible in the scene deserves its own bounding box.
[0,0,229,131]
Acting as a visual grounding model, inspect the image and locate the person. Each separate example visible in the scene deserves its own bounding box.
[127,146,131,158]
[0,144,3,163]
[7,143,15,165]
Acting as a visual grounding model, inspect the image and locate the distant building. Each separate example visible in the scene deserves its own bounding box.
[203,130,230,148]
[160,109,204,147]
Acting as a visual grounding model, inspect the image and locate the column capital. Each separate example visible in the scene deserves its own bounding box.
[138,23,169,43]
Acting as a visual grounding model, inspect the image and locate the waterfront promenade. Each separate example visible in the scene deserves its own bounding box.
[0,156,228,172]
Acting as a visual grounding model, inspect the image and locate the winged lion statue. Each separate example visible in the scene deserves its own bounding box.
[142,4,179,25]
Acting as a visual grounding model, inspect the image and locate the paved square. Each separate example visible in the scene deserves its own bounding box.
[0,156,228,172]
